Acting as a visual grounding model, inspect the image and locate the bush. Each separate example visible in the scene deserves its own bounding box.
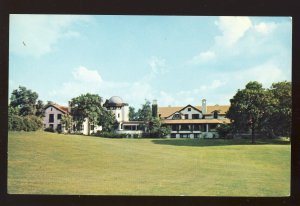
[93,131,127,138]
[8,115,25,131]
[44,127,55,132]
[216,124,232,139]
[8,114,43,131]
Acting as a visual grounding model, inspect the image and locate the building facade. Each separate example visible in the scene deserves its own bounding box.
[43,104,102,135]
[158,99,230,138]
[103,96,144,137]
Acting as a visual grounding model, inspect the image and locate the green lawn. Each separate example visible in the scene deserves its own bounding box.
[8,131,290,196]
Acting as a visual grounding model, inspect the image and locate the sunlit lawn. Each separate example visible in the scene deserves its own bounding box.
[8,131,290,196]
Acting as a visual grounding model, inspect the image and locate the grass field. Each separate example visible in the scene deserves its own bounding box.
[8,131,290,196]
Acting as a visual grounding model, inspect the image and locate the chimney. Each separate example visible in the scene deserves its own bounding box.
[68,101,71,113]
[202,99,207,114]
[152,99,158,118]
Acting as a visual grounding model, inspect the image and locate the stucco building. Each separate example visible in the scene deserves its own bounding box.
[158,99,230,138]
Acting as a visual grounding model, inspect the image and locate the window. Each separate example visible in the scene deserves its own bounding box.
[50,107,53,111]
[172,113,181,120]
[57,114,62,120]
[194,124,200,131]
[172,125,178,131]
[57,124,62,131]
[118,113,120,118]
[49,114,54,123]
[171,134,176,138]
[49,124,54,129]
[184,114,189,119]
[180,124,190,131]
[213,111,218,119]
[188,108,191,111]
[91,125,95,130]
[192,114,199,119]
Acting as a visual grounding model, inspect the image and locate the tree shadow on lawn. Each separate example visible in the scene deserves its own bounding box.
[151,138,290,147]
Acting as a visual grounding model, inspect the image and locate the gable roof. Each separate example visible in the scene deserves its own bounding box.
[165,104,202,119]
[45,104,69,114]
[158,105,229,118]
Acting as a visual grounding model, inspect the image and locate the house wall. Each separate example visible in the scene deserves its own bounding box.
[43,106,65,131]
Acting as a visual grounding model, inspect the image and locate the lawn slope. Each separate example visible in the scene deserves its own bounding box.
[8,131,290,196]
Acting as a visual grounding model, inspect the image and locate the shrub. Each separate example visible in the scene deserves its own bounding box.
[44,127,55,133]
[8,114,43,131]
[8,115,25,131]
[216,124,232,139]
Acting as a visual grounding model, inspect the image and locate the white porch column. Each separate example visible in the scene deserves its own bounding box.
[206,124,209,132]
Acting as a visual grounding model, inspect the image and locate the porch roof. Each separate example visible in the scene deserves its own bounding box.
[161,119,230,124]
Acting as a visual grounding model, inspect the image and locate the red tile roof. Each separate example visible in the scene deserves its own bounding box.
[45,104,69,114]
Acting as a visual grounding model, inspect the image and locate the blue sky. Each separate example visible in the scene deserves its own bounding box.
[9,15,292,108]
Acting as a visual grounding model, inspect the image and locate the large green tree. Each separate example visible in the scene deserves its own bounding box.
[149,117,171,138]
[98,109,118,132]
[129,106,138,121]
[136,100,152,132]
[267,81,292,137]
[226,81,273,143]
[60,113,73,133]
[10,86,39,116]
[70,93,103,135]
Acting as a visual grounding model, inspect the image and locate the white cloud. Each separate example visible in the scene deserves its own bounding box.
[215,16,252,47]
[72,66,102,83]
[148,56,168,75]
[236,61,284,87]
[189,50,216,64]
[9,14,91,57]
[254,22,277,34]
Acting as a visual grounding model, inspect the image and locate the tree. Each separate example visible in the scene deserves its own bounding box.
[267,81,292,137]
[150,117,171,138]
[136,100,152,132]
[70,93,103,135]
[60,113,73,133]
[129,106,138,121]
[35,100,45,117]
[10,86,39,116]
[98,109,118,132]
[226,81,272,143]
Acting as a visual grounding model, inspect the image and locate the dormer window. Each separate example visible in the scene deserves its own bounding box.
[188,108,191,111]
[184,114,189,119]
[213,111,218,119]
[172,113,181,120]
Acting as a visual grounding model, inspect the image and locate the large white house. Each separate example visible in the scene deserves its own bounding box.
[43,104,102,135]
[158,99,230,138]
[44,97,230,138]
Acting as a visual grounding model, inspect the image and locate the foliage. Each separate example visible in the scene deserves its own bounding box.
[70,93,103,135]
[8,114,25,131]
[129,106,138,121]
[135,100,152,132]
[226,81,273,143]
[10,86,39,116]
[60,114,73,133]
[98,109,118,132]
[267,81,292,137]
[149,117,171,138]
[216,124,232,139]
[94,131,128,138]
[44,127,55,133]
[35,100,45,117]
[227,81,292,142]
[8,114,43,131]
